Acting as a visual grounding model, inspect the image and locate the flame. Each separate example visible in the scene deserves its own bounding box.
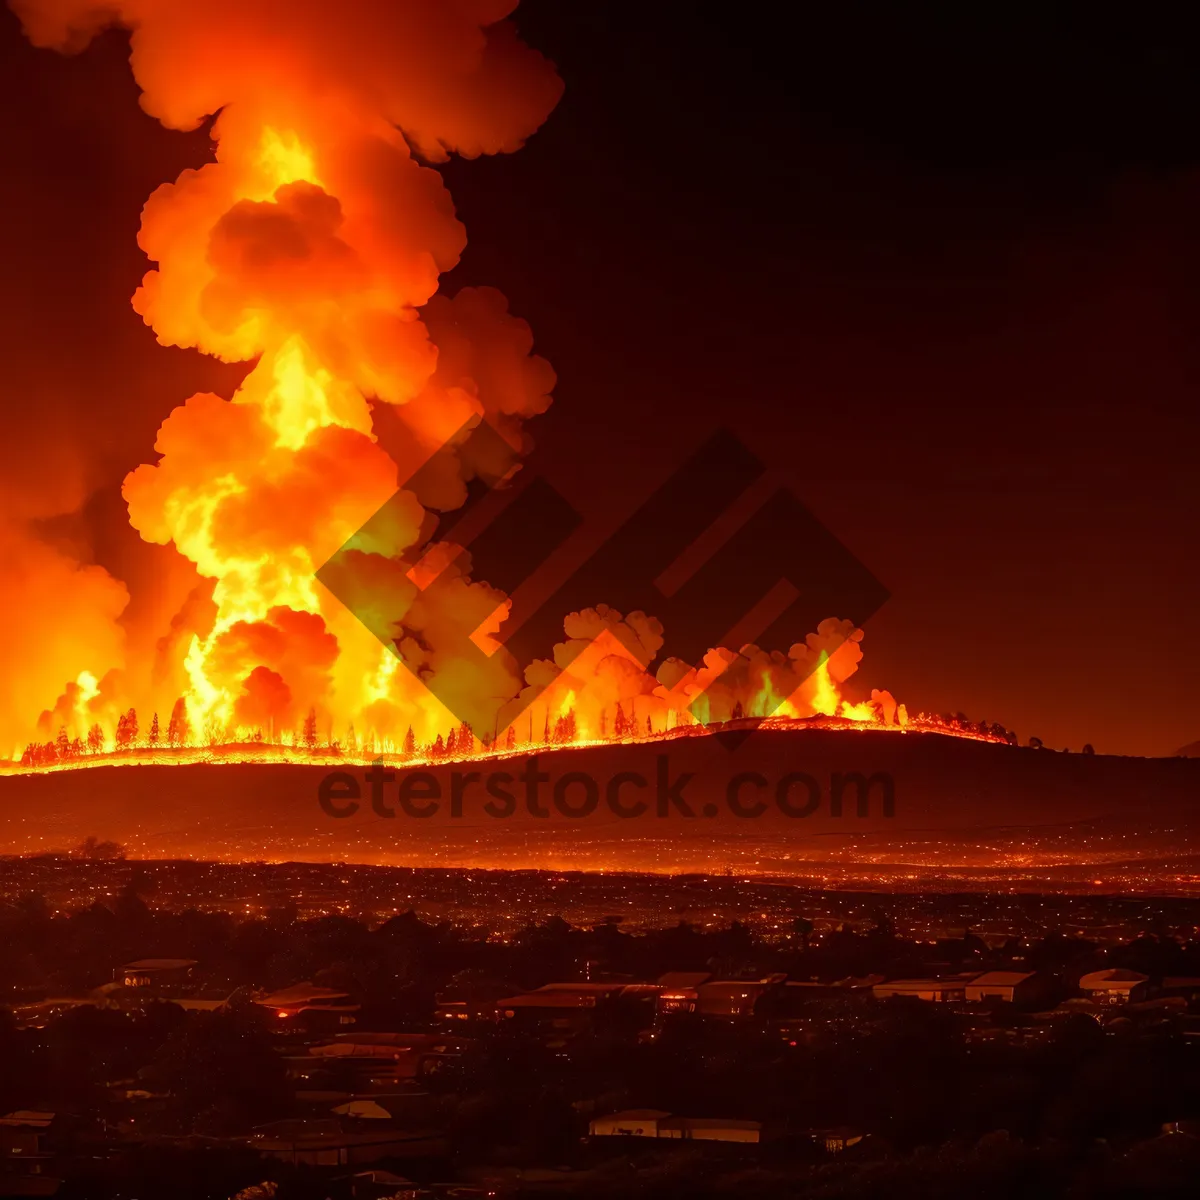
[255,129,322,198]
[261,336,368,450]
[7,2,1007,774]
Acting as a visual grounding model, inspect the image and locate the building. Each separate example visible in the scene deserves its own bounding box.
[247,1119,446,1167]
[655,971,712,1013]
[588,1110,763,1143]
[433,996,500,1027]
[873,977,970,1003]
[496,983,657,1044]
[657,971,712,990]
[119,958,197,990]
[656,988,700,1016]
[1161,977,1200,1002]
[806,1127,865,1153]
[256,983,360,1031]
[1161,1120,1200,1138]
[696,979,784,1018]
[964,971,1039,1004]
[1078,969,1150,1005]
[655,976,785,1019]
[349,1170,421,1199]
[293,1033,474,1089]
[658,1117,763,1144]
[0,1110,65,1195]
[588,1109,671,1138]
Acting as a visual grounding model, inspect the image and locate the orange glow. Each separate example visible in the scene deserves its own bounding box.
[7,3,999,776]
[254,129,322,198]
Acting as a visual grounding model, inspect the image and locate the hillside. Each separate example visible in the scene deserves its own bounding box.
[3,727,1199,878]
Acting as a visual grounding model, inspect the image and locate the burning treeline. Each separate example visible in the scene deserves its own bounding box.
[8,0,957,770]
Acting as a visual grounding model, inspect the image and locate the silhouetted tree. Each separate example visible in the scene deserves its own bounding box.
[148,712,160,746]
[114,879,151,926]
[70,836,126,861]
[792,915,814,951]
[115,707,138,748]
[552,710,577,744]
[167,698,190,747]
[147,1004,289,1133]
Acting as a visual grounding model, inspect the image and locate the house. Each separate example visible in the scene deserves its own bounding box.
[0,1111,65,1194]
[332,1101,394,1122]
[806,1126,865,1153]
[165,997,230,1013]
[496,983,624,1043]
[433,977,512,1028]
[658,1117,763,1144]
[873,977,970,1003]
[247,1119,445,1167]
[656,978,783,1019]
[119,958,197,990]
[1161,1120,1200,1138]
[1078,969,1150,1005]
[588,1109,671,1138]
[765,978,878,1020]
[1161,977,1200,1002]
[433,996,500,1027]
[256,983,360,1031]
[496,983,657,1043]
[296,1033,473,1087]
[656,988,700,1016]
[964,971,1039,1004]
[780,978,879,1000]
[657,971,712,990]
[350,1169,420,1199]
[350,1170,421,1199]
[695,980,783,1018]
[589,1110,763,1143]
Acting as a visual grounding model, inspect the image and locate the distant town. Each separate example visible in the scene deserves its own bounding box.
[3,853,1200,1197]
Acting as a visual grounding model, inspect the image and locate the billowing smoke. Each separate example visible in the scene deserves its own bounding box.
[9,0,903,762]
[11,0,562,751]
[0,407,130,757]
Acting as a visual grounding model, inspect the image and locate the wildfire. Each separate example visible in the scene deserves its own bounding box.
[6,704,1013,775]
[8,1,1012,776]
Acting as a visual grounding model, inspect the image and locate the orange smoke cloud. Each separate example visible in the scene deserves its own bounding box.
[10,0,563,751]
[10,1,908,767]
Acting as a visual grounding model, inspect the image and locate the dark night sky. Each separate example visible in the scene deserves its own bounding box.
[2,2,1198,757]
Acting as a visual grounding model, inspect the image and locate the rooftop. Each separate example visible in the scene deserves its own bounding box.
[968,971,1036,986]
[1079,969,1150,988]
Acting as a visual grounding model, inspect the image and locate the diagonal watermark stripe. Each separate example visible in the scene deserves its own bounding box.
[317,421,888,748]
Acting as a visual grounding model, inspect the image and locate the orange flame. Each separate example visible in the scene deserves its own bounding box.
[8,2,983,773]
